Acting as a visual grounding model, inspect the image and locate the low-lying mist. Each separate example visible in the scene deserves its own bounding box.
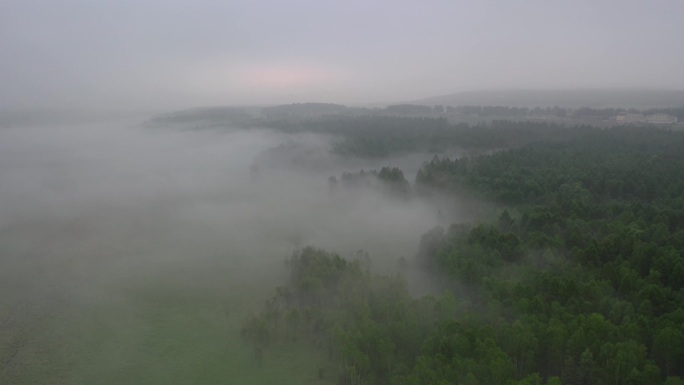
[0,119,470,383]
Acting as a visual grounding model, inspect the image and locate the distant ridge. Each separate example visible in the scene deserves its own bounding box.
[413,89,684,109]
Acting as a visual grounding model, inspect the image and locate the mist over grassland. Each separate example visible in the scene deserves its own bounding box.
[0,118,474,383]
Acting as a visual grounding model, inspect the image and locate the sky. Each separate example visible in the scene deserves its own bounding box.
[2,0,684,113]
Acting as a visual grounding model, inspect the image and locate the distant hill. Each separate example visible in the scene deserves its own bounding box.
[144,103,375,128]
[413,89,684,109]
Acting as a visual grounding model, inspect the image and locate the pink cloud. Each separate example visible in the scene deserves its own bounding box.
[239,65,344,89]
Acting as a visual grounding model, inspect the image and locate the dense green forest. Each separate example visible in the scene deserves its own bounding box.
[244,124,684,385]
[148,104,683,159]
[145,105,684,157]
[258,116,570,157]
[255,114,678,158]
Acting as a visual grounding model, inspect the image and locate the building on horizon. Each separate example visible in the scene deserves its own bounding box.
[614,113,677,124]
[645,113,678,124]
[615,113,644,123]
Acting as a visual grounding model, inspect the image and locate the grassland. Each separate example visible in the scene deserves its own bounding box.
[0,253,334,385]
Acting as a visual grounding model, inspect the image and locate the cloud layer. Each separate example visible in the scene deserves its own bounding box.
[2,1,683,112]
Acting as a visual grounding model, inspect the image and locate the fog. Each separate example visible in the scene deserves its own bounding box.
[0,120,459,295]
[0,120,468,382]
[3,0,683,382]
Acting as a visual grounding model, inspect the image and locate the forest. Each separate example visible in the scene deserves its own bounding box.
[253,115,575,158]
[244,124,684,385]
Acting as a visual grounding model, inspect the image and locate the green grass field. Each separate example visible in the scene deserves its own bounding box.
[0,254,334,385]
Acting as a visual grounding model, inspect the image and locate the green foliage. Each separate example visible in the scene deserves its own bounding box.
[331,167,410,197]
[259,116,568,158]
[414,125,684,384]
[247,125,684,385]
[244,247,434,384]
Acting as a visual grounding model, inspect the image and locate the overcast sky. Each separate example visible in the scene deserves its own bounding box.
[2,0,683,112]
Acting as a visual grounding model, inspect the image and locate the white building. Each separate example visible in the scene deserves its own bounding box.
[615,113,644,123]
[645,113,678,124]
[614,113,678,124]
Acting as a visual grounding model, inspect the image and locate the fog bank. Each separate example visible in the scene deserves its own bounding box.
[0,119,471,382]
